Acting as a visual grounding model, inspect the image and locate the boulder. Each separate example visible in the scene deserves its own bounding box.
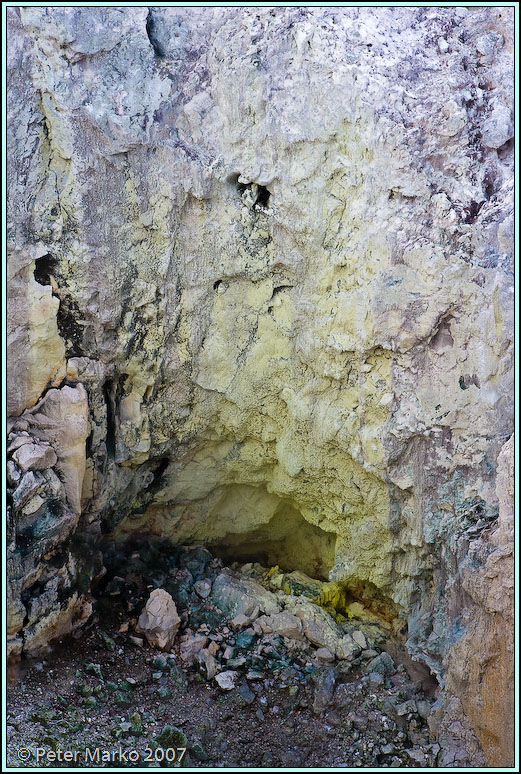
[136,589,181,651]
[263,611,306,641]
[212,571,280,619]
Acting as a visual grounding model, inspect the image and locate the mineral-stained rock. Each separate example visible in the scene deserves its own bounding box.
[284,596,343,655]
[6,5,514,764]
[366,652,396,677]
[136,589,181,651]
[212,572,280,619]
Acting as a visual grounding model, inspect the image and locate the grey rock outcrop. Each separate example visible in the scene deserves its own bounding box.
[6,6,513,764]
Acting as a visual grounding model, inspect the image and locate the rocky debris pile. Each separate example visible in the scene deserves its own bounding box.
[88,538,440,765]
[101,538,396,686]
[6,537,440,768]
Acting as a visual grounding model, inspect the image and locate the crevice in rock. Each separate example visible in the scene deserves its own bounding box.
[497,136,514,161]
[229,174,271,210]
[102,379,117,460]
[254,184,270,209]
[144,457,170,493]
[462,199,485,224]
[56,298,84,358]
[270,284,293,299]
[145,9,166,58]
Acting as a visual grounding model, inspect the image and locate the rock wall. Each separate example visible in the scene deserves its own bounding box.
[7,6,514,764]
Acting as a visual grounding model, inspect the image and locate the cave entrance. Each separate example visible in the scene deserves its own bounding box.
[207,502,337,581]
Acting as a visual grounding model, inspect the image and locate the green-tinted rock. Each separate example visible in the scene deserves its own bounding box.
[42,735,59,751]
[158,685,172,699]
[189,740,209,761]
[99,630,116,651]
[366,652,396,676]
[153,655,169,671]
[236,631,255,649]
[169,665,188,693]
[115,691,131,706]
[154,725,187,749]
[31,708,58,725]
[130,712,143,736]
[280,570,324,599]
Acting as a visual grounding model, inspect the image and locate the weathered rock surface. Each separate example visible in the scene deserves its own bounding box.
[435,434,515,766]
[6,6,514,765]
[12,443,57,472]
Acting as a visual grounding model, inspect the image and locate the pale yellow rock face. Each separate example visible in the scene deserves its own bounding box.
[7,248,66,416]
[28,384,90,517]
[7,6,514,765]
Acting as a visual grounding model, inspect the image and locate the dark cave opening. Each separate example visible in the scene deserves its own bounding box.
[207,503,337,582]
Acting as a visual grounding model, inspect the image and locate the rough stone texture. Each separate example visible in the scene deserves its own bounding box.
[7,245,66,417]
[6,6,514,764]
[212,571,281,618]
[136,589,181,651]
[437,434,515,766]
[12,443,57,473]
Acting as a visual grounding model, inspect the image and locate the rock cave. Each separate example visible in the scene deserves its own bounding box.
[6,5,514,769]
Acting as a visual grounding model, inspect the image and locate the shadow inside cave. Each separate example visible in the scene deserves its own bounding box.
[207,502,337,582]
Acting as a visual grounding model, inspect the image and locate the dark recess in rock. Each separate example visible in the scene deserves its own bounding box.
[146,10,166,58]
[56,299,84,358]
[33,253,57,286]
[103,379,116,459]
